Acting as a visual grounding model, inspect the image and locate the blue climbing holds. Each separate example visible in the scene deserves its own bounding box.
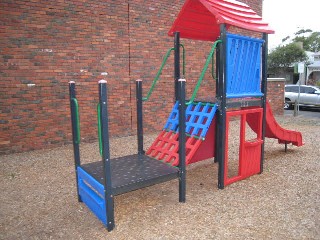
[164,101,217,139]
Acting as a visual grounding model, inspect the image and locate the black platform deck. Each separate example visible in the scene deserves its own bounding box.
[81,154,179,196]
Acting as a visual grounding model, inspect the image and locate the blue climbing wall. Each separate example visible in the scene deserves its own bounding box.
[164,101,217,139]
[226,33,264,98]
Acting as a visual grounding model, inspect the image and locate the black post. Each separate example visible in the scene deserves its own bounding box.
[260,33,268,174]
[178,79,186,202]
[217,24,227,189]
[214,41,220,164]
[136,79,144,155]
[174,32,181,101]
[98,80,114,231]
[68,81,82,202]
[285,142,288,153]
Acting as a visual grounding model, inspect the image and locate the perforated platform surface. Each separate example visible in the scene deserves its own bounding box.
[81,154,179,195]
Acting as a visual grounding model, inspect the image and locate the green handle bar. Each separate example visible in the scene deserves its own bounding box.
[142,47,174,101]
[211,47,216,80]
[186,39,222,105]
[97,103,103,156]
[180,44,186,77]
[71,98,81,144]
[143,44,186,101]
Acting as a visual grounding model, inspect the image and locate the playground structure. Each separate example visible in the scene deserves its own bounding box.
[68,0,303,231]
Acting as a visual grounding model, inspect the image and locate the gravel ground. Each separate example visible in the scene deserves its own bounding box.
[1,114,319,240]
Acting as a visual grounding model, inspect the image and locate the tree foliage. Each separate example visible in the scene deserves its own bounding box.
[268,29,319,73]
[292,31,320,52]
[268,43,307,71]
[281,29,320,52]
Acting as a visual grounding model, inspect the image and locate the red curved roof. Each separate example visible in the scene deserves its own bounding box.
[168,0,274,41]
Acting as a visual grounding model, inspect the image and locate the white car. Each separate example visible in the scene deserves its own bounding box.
[284,85,320,109]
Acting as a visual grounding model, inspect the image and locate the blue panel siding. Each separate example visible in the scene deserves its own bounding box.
[77,167,107,225]
[226,33,264,98]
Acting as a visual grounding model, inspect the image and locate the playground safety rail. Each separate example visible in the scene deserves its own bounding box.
[186,39,222,106]
[143,44,185,101]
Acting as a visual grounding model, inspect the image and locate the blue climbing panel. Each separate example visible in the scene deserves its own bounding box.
[164,101,217,139]
[226,33,264,98]
[77,167,107,226]
[164,101,180,131]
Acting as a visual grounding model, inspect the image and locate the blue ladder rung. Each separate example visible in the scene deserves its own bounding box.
[164,101,217,138]
[164,101,179,132]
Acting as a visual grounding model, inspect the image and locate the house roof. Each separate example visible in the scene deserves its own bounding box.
[168,0,275,41]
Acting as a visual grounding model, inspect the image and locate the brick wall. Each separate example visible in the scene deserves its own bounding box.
[1,0,281,155]
[1,0,130,154]
[267,78,285,115]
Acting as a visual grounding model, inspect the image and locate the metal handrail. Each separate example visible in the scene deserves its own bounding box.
[186,39,222,105]
[143,44,186,101]
[71,98,81,144]
[142,47,174,101]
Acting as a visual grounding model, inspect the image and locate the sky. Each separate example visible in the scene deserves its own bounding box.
[262,0,320,50]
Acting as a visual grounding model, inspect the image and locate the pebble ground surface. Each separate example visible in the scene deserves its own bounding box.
[1,114,319,239]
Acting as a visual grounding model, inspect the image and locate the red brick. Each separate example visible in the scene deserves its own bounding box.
[1,0,280,155]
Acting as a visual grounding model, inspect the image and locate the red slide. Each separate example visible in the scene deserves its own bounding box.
[246,102,303,147]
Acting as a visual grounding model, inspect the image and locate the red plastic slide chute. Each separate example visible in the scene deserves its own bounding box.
[245,102,303,147]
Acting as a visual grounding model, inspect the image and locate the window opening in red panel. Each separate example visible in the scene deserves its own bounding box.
[227,115,241,179]
[245,111,261,143]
